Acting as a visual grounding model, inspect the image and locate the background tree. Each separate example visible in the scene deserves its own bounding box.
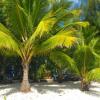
[81,0,100,35]
[0,0,6,24]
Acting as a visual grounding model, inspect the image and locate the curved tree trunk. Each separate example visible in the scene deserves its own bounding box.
[20,62,31,92]
[81,79,89,91]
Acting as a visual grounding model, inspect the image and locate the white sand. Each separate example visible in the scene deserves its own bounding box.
[0,81,100,100]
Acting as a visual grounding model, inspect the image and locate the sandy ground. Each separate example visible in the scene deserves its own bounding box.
[0,81,100,100]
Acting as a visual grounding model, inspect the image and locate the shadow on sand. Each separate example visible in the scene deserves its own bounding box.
[32,81,80,94]
[0,83,19,96]
[0,81,100,97]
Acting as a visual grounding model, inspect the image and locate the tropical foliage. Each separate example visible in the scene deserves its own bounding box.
[0,0,100,93]
[73,27,100,91]
[81,0,100,33]
[50,27,100,91]
[0,0,89,92]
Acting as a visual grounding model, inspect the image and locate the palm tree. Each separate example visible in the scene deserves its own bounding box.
[50,29,100,91]
[73,27,100,91]
[0,0,88,92]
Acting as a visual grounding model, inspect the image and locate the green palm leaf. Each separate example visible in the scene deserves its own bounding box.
[0,31,20,55]
[49,50,79,73]
[34,34,77,55]
[30,12,57,39]
[0,23,12,35]
[88,68,100,81]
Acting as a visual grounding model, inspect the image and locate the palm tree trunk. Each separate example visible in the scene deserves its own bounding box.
[81,79,89,91]
[20,62,31,92]
[57,69,63,83]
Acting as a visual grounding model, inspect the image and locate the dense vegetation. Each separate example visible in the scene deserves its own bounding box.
[0,0,100,92]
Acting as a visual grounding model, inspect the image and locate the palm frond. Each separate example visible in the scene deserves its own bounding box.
[74,22,89,28]
[0,31,20,56]
[70,9,81,16]
[27,8,85,45]
[49,50,79,73]
[89,38,99,49]
[34,34,77,55]
[74,46,96,73]
[89,38,100,59]
[88,68,100,81]
[57,28,77,36]
[64,21,89,28]
[0,23,18,41]
[28,11,56,40]
[34,15,56,38]
[0,23,11,35]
